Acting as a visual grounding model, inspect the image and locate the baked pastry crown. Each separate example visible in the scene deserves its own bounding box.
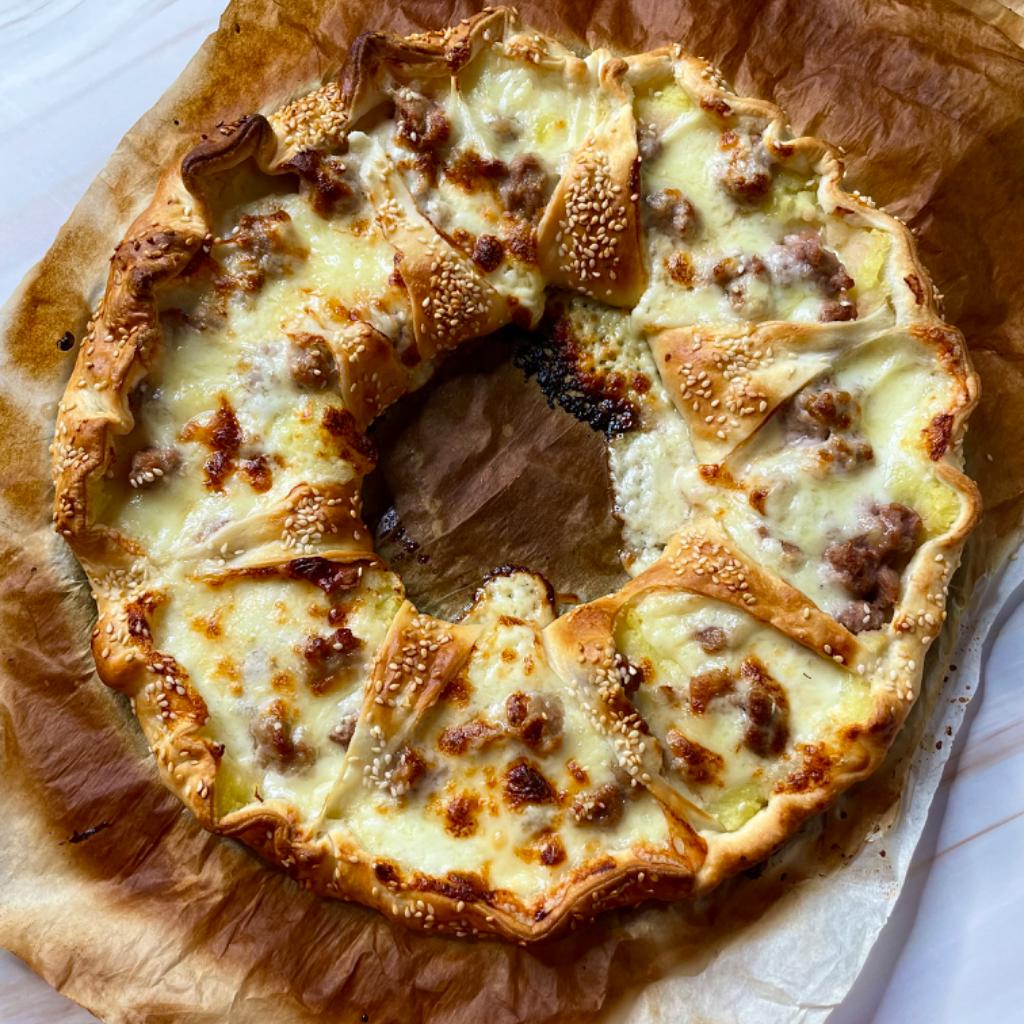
[51,7,978,940]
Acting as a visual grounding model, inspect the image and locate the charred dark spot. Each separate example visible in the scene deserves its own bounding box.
[373,861,399,885]
[417,870,492,905]
[328,714,357,748]
[286,557,364,595]
[68,822,113,844]
[126,606,152,642]
[539,833,566,866]
[282,149,356,216]
[203,450,233,492]
[615,653,645,695]
[446,37,473,71]
[182,398,242,491]
[471,234,504,273]
[322,407,377,472]
[57,331,75,352]
[376,506,427,567]
[514,308,638,437]
[240,454,272,492]
[904,273,925,305]
[504,758,556,808]
[700,96,732,118]
[924,412,954,460]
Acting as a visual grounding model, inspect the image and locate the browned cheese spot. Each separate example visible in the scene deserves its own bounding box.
[445,792,481,837]
[440,674,472,706]
[689,667,735,715]
[776,743,833,794]
[286,557,365,595]
[445,148,507,192]
[739,657,790,758]
[239,453,273,492]
[322,406,377,473]
[504,758,556,808]
[438,717,505,756]
[284,150,357,216]
[180,396,242,492]
[471,233,504,272]
[666,728,725,785]
[924,412,954,461]
[539,832,566,866]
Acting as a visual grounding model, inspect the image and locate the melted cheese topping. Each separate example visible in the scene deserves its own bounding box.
[615,591,871,829]
[630,72,895,333]
[327,573,672,902]
[154,566,404,817]
[704,332,968,616]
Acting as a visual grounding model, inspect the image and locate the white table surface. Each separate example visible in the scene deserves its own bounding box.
[2,1,1023,1021]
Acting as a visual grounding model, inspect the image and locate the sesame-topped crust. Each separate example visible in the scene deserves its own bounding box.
[50,7,979,941]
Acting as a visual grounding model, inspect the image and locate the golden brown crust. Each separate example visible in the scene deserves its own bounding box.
[48,6,981,942]
[537,59,646,305]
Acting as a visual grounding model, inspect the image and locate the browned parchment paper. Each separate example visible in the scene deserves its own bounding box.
[3,1,1024,1022]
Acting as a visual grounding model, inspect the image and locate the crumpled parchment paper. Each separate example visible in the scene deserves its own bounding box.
[2,1,1024,1022]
